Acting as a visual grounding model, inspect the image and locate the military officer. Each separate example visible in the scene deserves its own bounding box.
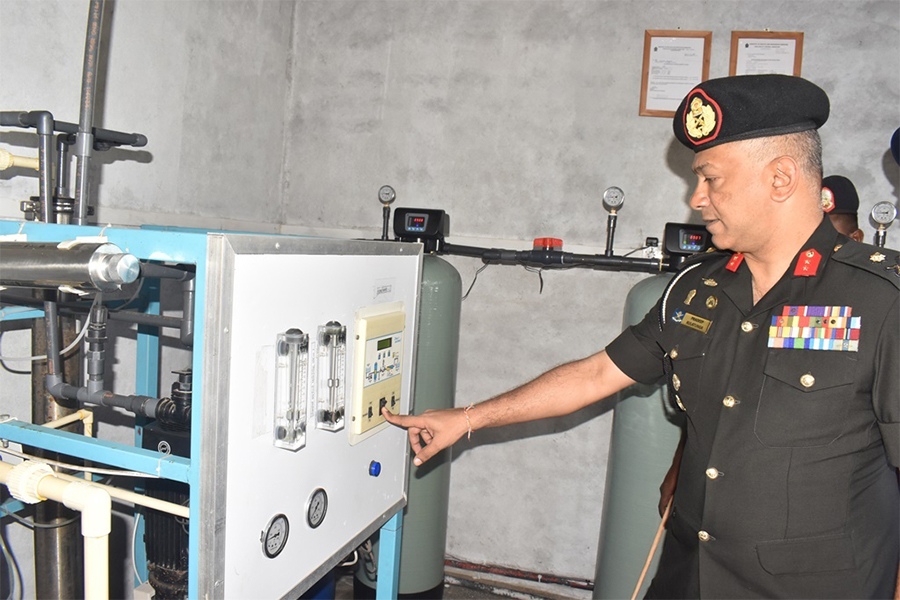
[383,75,900,598]
[657,171,869,517]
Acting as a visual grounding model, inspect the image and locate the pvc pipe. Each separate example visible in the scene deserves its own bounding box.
[0,148,40,171]
[42,408,93,430]
[0,461,111,599]
[53,472,190,519]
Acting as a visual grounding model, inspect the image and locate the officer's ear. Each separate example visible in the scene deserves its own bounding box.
[768,156,799,203]
[849,228,865,242]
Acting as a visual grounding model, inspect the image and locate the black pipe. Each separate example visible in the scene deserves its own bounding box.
[55,134,71,201]
[1,112,147,148]
[604,213,618,257]
[42,300,63,379]
[442,243,669,273]
[1,293,184,331]
[73,0,105,225]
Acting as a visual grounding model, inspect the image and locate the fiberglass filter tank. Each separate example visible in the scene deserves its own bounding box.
[355,254,462,599]
[594,273,683,599]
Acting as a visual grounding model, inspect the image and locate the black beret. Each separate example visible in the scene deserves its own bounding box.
[821,175,859,215]
[673,74,830,152]
[891,127,899,165]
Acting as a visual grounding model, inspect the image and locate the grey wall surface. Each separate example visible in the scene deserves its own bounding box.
[2,0,899,594]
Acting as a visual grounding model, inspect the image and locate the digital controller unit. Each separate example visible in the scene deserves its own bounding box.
[664,223,715,257]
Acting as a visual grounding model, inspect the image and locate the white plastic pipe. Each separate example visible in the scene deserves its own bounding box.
[0,461,111,599]
[54,471,190,519]
[0,148,40,171]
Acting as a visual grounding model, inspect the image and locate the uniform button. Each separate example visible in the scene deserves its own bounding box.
[722,396,736,408]
[698,530,711,542]
[672,374,681,391]
[800,373,815,388]
[741,321,753,332]
[674,394,686,412]
[669,348,679,359]
[706,468,720,480]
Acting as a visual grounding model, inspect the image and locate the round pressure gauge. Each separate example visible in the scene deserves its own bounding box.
[261,514,289,558]
[871,201,897,226]
[306,488,328,529]
[378,185,396,206]
[602,186,625,211]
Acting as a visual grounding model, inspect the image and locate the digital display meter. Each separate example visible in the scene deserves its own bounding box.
[406,214,428,233]
[664,223,715,257]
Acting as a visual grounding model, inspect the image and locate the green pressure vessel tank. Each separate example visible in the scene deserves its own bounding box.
[355,254,462,599]
[593,273,683,599]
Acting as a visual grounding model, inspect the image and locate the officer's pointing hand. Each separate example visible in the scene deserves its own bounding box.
[381,407,468,466]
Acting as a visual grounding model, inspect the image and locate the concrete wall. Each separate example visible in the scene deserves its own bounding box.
[2,0,898,595]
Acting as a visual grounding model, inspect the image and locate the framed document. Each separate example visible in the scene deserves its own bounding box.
[640,30,712,117]
[730,31,803,76]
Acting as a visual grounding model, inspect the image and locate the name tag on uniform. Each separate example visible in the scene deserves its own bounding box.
[672,310,712,334]
[768,305,860,352]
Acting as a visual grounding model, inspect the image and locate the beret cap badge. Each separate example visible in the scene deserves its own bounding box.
[821,186,835,212]
[683,90,720,145]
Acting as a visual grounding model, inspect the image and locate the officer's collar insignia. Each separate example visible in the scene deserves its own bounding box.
[702,278,718,287]
[820,186,835,212]
[683,90,721,146]
[833,244,843,253]
[870,252,886,263]
[726,253,744,272]
[794,248,822,277]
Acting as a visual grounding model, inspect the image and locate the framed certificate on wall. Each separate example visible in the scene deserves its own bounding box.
[640,30,712,117]
[730,31,803,76]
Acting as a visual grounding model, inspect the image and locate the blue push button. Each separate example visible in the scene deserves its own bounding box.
[369,461,382,477]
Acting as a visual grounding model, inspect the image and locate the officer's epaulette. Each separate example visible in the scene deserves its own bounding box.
[831,240,900,290]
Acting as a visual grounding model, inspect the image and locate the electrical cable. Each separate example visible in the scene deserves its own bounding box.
[461,264,489,301]
[338,549,359,567]
[0,518,21,600]
[0,447,159,479]
[132,511,144,585]
[523,266,545,294]
[622,245,651,258]
[0,294,100,362]
[0,504,80,530]
[108,278,144,312]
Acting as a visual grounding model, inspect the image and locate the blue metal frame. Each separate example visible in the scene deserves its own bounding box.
[0,220,405,599]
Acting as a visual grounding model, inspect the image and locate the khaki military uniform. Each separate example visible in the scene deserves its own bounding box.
[607,217,900,598]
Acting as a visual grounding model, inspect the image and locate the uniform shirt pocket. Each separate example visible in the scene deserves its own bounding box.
[756,533,856,575]
[755,350,857,447]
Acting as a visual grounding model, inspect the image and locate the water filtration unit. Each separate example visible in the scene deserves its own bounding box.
[0,221,422,599]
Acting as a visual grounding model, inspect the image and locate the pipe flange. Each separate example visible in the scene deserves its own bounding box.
[7,460,53,504]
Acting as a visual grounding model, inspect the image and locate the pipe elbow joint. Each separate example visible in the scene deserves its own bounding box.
[62,481,111,538]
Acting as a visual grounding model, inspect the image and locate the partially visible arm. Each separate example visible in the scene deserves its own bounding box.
[383,350,636,465]
[659,430,686,517]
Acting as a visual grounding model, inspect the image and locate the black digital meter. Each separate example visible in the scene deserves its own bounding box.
[664,223,715,257]
[393,208,448,252]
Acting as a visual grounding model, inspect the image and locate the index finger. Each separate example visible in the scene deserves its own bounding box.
[381,407,425,429]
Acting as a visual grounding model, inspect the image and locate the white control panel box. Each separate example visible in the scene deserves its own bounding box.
[350,305,405,443]
[199,234,421,599]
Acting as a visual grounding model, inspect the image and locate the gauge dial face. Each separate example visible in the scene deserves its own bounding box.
[262,514,289,558]
[378,185,396,205]
[602,186,625,209]
[871,201,897,225]
[306,488,328,529]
